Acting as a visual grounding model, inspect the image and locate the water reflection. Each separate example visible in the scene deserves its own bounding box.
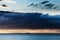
[0,34,60,40]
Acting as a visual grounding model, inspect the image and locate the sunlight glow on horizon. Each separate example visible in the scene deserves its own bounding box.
[0,29,59,33]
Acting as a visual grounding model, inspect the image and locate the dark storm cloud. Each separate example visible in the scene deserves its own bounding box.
[45,3,54,9]
[29,3,34,6]
[0,12,60,29]
[41,1,49,4]
[0,0,8,7]
[28,1,59,10]
[53,6,58,9]
[2,4,8,7]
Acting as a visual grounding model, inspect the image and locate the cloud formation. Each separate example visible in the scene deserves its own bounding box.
[0,4,11,8]
[0,4,8,7]
[41,1,49,4]
[0,0,16,10]
[0,13,60,29]
[2,4,8,7]
[0,0,16,3]
[28,1,60,11]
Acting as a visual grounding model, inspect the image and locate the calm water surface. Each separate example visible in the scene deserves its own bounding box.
[0,34,60,40]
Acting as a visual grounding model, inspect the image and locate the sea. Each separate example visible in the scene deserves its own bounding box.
[0,34,60,40]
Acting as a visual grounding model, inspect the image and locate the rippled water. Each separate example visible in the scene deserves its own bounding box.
[0,34,60,40]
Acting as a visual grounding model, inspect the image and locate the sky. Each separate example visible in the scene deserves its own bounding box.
[0,29,60,33]
[0,0,60,15]
[0,0,60,33]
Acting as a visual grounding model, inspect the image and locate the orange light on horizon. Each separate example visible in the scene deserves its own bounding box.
[0,29,59,33]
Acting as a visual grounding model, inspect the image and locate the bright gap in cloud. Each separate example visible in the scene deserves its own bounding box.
[2,0,16,3]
